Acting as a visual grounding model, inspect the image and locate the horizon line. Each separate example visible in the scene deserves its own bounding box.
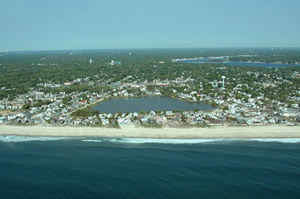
[1,46,300,53]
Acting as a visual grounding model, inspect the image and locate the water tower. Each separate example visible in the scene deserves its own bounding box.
[222,76,226,88]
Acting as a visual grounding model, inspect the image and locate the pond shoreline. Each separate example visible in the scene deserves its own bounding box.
[90,96,214,114]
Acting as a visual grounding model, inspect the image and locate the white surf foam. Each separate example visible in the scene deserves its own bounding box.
[82,137,300,144]
[106,138,230,144]
[250,138,300,143]
[0,135,66,143]
[3,136,299,144]
[82,139,103,143]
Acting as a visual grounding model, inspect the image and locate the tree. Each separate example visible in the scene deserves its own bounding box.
[22,103,30,109]
[222,105,229,111]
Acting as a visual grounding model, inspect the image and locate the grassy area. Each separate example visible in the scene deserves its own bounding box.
[178,123,210,128]
[70,105,98,117]
[139,123,163,128]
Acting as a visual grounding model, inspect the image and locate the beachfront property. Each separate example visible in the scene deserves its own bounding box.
[0,116,8,124]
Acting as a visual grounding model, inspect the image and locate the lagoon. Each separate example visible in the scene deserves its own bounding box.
[91,96,214,114]
[179,58,300,68]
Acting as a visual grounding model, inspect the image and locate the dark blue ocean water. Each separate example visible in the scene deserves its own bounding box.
[1,136,300,199]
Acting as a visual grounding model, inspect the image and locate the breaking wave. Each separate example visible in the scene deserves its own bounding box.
[250,138,300,144]
[108,138,228,144]
[81,137,300,144]
[0,135,66,143]
[82,139,103,143]
[1,136,300,144]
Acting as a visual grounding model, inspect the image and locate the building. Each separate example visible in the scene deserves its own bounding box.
[0,117,8,124]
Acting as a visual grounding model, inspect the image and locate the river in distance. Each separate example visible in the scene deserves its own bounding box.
[92,96,214,114]
[1,136,300,198]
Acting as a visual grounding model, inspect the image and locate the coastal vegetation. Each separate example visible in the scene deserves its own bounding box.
[70,106,99,117]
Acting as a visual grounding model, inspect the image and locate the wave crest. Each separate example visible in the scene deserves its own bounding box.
[0,135,66,143]
[2,136,300,144]
[81,137,300,144]
[250,138,300,143]
[82,139,103,143]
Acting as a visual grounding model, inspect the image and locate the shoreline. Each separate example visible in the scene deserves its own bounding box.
[0,125,300,139]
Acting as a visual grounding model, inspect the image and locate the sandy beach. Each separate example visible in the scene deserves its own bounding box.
[0,125,300,138]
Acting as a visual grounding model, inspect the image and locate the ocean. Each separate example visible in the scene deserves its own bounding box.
[1,136,300,198]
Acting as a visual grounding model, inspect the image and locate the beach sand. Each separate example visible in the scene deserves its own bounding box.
[0,125,300,138]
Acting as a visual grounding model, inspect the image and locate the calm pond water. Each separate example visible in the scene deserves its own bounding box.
[180,59,300,68]
[92,96,214,113]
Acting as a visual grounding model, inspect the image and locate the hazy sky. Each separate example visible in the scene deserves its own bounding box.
[1,0,300,51]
